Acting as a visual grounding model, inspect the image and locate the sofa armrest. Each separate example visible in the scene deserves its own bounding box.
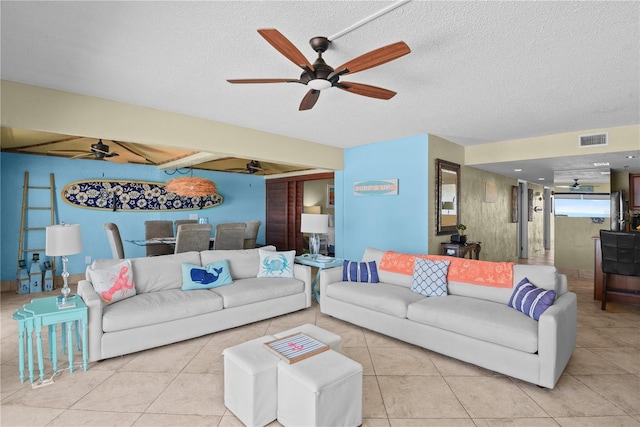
[294,264,312,308]
[319,266,343,302]
[537,291,577,388]
[77,280,104,363]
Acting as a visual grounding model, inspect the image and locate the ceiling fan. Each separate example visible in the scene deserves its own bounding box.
[226,160,266,174]
[558,178,581,189]
[50,139,126,163]
[227,28,411,111]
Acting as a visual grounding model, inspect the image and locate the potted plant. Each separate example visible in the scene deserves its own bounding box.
[453,223,467,244]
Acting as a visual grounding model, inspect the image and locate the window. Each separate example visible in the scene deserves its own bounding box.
[554,193,609,218]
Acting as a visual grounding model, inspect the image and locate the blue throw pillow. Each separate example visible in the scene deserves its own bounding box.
[411,258,450,297]
[181,260,233,291]
[342,260,379,283]
[508,277,556,321]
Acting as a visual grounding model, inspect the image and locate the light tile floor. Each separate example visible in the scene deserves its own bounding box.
[1,273,639,426]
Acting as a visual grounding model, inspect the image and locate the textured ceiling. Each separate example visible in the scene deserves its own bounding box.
[1,1,639,181]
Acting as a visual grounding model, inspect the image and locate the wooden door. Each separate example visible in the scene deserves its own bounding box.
[265,172,333,254]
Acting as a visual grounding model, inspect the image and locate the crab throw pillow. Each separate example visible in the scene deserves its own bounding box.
[257,249,296,278]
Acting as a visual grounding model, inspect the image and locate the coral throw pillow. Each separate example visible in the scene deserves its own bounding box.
[88,259,136,304]
[257,249,296,278]
[508,277,556,320]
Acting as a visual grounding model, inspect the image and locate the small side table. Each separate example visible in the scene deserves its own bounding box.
[19,295,88,382]
[294,255,343,303]
[440,242,482,259]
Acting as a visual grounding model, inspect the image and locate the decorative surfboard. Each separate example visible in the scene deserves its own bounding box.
[61,180,223,211]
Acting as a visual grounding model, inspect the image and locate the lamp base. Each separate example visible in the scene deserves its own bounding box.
[56,294,76,309]
[308,233,320,259]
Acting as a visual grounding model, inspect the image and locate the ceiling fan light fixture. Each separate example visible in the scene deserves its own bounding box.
[308,79,332,90]
[165,177,217,197]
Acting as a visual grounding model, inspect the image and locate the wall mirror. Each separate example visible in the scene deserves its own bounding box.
[436,159,461,235]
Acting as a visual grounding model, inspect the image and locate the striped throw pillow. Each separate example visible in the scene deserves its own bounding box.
[508,277,556,321]
[343,260,379,283]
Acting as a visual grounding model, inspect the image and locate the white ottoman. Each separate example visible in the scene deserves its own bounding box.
[223,335,281,427]
[277,349,363,427]
[274,323,342,353]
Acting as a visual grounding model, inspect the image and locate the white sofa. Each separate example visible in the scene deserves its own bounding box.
[77,246,311,362]
[320,248,577,389]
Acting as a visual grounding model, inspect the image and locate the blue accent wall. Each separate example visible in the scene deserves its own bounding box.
[0,153,265,280]
[335,134,430,261]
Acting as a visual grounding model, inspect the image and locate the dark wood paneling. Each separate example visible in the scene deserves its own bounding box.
[265,173,333,254]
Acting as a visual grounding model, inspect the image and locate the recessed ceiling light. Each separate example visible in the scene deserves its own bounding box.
[538,178,545,181]
[514,168,522,172]
[627,155,636,159]
[601,171,610,175]
[593,162,610,166]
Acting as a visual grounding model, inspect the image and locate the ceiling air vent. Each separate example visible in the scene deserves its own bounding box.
[579,132,608,147]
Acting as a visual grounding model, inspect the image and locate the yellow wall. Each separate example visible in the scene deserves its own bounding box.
[465,125,640,166]
[0,80,343,171]
[554,216,602,277]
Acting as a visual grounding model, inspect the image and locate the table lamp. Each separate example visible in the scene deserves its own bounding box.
[301,214,329,259]
[46,223,83,302]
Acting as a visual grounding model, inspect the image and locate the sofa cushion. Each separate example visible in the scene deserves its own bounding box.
[325,281,424,319]
[212,277,304,308]
[181,261,233,291]
[102,288,224,333]
[411,258,450,297]
[508,277,556,321]
[130,251,202,294]
[407,295,539,353]
[343,260,379,283]
[257,249,296,278]
[201,246,276,279]
[513,265,563,295]
[87,259,136,304]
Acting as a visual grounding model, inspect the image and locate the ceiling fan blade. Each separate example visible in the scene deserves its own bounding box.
[49,150,89,155]
[338,81,397,100]
[227,78,299,84]
[334,41,411,76]
[299,90,320,111]
[105,154,127,164]
[257,28,315,71]
[69,152,92,159]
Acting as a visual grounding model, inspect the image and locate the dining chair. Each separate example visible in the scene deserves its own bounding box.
[103,222,125,259]
[144,220,174,256]
[214,223,247,250]
[174,219,197,235]
[599,230,640,310]
[243,220,262,249]
[174,223,213,254]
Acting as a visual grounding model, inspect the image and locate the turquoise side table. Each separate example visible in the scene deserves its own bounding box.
[12,309,34,383]
[294,255,343,303]
[21,295,88,382]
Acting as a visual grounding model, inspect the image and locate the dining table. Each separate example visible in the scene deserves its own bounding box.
[126,237,215,249]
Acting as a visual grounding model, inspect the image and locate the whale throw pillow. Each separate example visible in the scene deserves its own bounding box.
[181,260,233,291]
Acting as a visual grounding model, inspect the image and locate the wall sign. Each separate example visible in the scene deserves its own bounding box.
[354,179,398,196]
[62,179,223,211]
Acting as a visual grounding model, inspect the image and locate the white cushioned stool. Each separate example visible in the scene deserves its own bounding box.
[277,349,363,427]
[274,323,342,353]
[223,335,281,427]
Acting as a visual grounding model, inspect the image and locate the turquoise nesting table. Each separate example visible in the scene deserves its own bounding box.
[294,255,343,303]
[13,295,88,383]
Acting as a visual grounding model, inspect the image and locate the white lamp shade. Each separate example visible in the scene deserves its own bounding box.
[301,214,329,234]
[46,224,83,256]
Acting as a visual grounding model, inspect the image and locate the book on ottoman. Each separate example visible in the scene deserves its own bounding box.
[264,333,329,364]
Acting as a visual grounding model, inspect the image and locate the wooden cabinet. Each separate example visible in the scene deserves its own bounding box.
[630,174,640,210]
